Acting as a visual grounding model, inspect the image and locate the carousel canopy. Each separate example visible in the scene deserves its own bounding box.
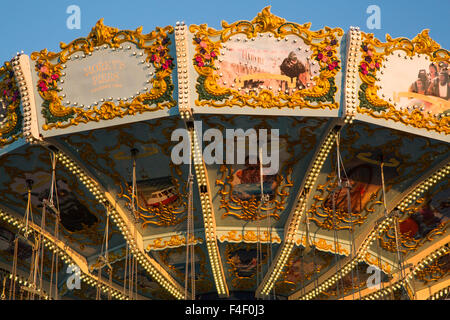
[0,7,448,301]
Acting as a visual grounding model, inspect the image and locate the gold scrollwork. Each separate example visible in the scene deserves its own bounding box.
[0,62,22,147]
[189,6,343,110]
[308,172,382,231]
[30,19,176,131]
[358,30,450,134]
[415,251,449,284]
[146,235,203,251]
[216,164,293,221]
[219,230,281,243]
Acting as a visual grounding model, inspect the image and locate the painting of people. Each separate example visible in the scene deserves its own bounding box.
[381,55,449,115]
[399,188,449,239]
[217,36,319,94]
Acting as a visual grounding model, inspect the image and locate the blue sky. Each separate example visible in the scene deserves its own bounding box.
[1,0,449,62]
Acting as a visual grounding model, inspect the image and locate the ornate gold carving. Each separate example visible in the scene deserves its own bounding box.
[189,6,343,110]
[219,230,281,243]
[294,236,349,256]
[216,164,293,221]
[363,252,392,274]
[0,61,22,147]
[30,19,176,131]
[415,251,450,284]
[358,30,450,134]
[146,235,203,251]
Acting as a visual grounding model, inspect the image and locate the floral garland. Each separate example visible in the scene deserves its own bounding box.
[359,43,382,77]
[193,36,218,69]
[315,39,340,72]
[34,61,73,124]
[150,36,175,72]
[357,42,387,112]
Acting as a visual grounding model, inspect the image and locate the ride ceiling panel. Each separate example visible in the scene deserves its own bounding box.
[149,244,215,296]
[0,144,124,259]
[304,121,450,246]
[202,115,331,233]
[28,20,178,138]
[273,246,360,298]
[187,7,345,118]
[374,177,449,262]
[51,117,204,240]
[219,242,280,294]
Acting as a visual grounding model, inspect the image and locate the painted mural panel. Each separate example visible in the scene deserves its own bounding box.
[189,6,343,114]
[30,19,177,137]
[357,30,449,135]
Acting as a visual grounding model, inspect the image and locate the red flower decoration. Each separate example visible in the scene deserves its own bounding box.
[51,74,59,80]
[361,69,369,75]
[210,51,216,58]
[361,63,368,70]
[317,52,323,60]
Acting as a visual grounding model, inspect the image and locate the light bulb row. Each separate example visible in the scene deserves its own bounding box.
[175,23,190,114]
[10,52,37,144]
[429,286,449,300]
[304,130,337,189]
[190,129,228,296]
[344,26,362,124]
[5,271,50,300]
[0,208,125,300]
[56,151,185,299]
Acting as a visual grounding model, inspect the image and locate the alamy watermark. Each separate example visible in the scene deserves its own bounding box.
[366,5,381,30]
[171,121,280,174]
[66,265,81,290]
[366,265,382,289]
[66,5,81,30]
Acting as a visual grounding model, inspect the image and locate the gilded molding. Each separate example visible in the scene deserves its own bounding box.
[0,61,22,147]
[357,30,449,134]
[30,19,176,131]
[189,6,343,110]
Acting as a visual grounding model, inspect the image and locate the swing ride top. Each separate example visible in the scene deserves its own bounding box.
[0,7,449,301]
